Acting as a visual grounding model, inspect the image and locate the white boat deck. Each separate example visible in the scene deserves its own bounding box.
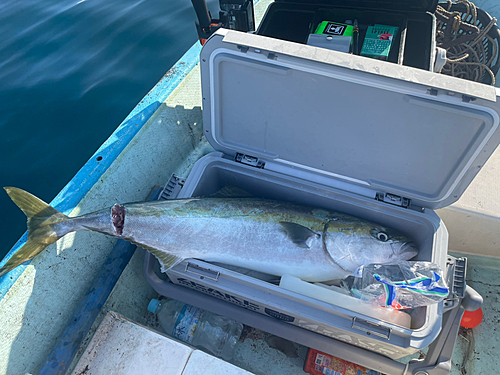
[71,311,254,375]
[0,0,499,374]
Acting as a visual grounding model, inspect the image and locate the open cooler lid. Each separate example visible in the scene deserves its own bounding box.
[275,0,439,13]
[200,30,500,210]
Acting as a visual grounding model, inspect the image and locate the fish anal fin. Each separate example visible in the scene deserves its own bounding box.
[145,247,184,272]
[279,222,319,249]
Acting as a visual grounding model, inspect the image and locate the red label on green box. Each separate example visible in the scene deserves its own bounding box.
[360,24,399,60]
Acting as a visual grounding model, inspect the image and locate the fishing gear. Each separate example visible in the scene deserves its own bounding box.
[435,0,500,85]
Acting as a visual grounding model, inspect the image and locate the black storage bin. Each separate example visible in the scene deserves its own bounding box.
[257,0,439,71]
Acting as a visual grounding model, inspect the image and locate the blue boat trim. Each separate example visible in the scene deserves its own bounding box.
[0,42,202,301]
[36,186,163,375]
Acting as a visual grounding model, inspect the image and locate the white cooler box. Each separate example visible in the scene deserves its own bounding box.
[145,29,500,369]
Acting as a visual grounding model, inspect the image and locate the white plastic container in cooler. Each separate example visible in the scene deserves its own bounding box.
[145,28,500,370]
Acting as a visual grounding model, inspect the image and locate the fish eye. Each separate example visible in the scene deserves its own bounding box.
[370,229,391,242]
[377,232,389,242]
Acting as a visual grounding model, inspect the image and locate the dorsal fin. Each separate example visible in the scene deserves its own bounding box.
[279,222,319,249]
[207,185,254,199]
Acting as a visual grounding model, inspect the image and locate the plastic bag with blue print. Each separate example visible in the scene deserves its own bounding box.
[341,261,449,309]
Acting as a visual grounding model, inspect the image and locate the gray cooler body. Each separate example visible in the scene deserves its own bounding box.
[145,29,500,371]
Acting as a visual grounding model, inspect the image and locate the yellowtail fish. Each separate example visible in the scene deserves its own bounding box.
[0,187,418,281]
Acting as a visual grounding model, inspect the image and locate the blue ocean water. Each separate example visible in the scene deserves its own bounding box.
[0,0,218,260]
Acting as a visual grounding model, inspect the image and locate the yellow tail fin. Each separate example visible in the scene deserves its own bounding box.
[1,187,69,276]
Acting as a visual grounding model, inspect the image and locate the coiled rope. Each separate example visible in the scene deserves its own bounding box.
[436,0,498,85]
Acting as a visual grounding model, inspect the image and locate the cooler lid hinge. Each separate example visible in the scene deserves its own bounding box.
[462,95,476,103]
[235,153,265,168]
[376,192,411,208]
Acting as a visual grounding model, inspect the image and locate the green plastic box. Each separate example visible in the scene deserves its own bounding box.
[314,21,353,37]
[360,24,399,60]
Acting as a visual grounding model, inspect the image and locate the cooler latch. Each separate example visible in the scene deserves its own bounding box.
[376,193,410,208]
[235,153,265,168]
[185,262,220,282]
[351,317,391,340]
[443,256,467,312]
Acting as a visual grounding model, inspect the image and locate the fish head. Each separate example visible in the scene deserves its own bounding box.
[326,223,418,271]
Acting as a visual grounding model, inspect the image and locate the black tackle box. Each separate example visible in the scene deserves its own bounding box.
[256,0,439,71]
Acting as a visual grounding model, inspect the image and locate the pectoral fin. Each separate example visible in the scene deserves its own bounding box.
[279,222,319,249]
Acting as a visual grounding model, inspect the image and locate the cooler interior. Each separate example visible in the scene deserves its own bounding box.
[177,157,446,331]
[257,2,434,70]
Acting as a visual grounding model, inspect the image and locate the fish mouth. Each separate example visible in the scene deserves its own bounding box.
[392,241,418,259]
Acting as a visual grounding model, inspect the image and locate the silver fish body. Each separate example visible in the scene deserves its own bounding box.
[1,188,418,282]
